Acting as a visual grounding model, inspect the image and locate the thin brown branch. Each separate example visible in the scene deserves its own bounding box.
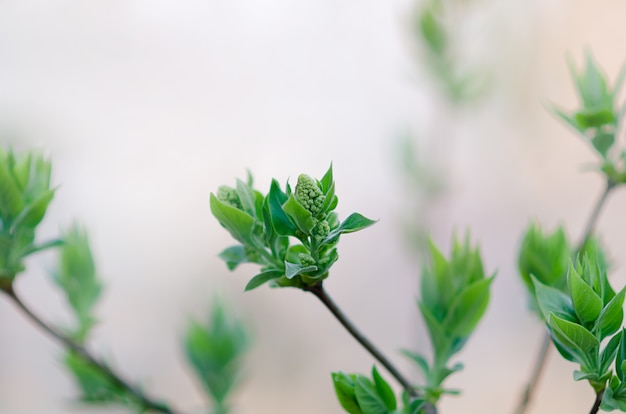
[589,390,604,414]
[306,283,437,414]
[1,283,180,414]
[575,180,616,253]
[514,333,551,414]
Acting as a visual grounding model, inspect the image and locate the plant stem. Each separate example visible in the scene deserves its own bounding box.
[1,283,180,414]
[514,334,551,414]
[513,179,616,414]
[575,180,616,253]
[589,390,604,414]
[306,283,437,414]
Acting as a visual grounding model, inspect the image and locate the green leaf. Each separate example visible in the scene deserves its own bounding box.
[320,163,334,193]
[575,109,615,129]
[371,366,396,411]
[332,372,363,414]
[592,131,616,157]
[568,262,603,324]
[54,225,102,342]
[184,301,249,405]
[617,329,626,382]
[218,245,248,271]
[65,352,129,404]
[235,178,258,218]
[323,213,377,244]
[595,287,626,339]
[419,7,446,55]
[244,269,283,291]
[13,189,55,229]
[355,376,388,414]
[401,392,426,414]
[284,261,317,280]
[267,180,295,234]
[282,194,316,234]
[549,312,599,368]
[335,213,377,234]
[443,276,494,338]
[12,152,31,191]
[531,276,576,322]
[436,362,464,384]
[210,193,255,245]
[550,105,586,134]
[573,370,600,382]
[0,159,24,221]
[600,331,623,376]
[400,350,430,378]
[419,302,450,358]
[518,222,570,291]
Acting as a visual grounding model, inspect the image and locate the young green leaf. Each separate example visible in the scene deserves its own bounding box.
[54,225,102,342]
[371,366,396,411]
[594,287,626,339]
[323,213,377,244]
[184,301,249,406]
[354,376,388,414]
[332,372,363,414]
[284,261,317,280]
[282,195,316,234]
[65,352,129,405]
[400,350,430,378]
[218,245,249,271]
[210,193,256,246]
[244,269,284,291]
[600,331,623,376]
[320,163,334,193]
[568,262,603,324]
[267,179,297,236]
[235,178,258,218]
[0,160,24,221]
[531,276,576,322]
[443,276,494,338]
[548,312,598,368]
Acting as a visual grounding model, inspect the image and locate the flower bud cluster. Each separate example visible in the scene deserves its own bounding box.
[295,174,325,217]
[217,186,243,210]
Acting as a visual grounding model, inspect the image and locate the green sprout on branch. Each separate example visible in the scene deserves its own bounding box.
[210,164,376,291]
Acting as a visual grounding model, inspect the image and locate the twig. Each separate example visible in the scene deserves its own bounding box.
[1,283,180,414]
[575,180,616,253]
[306,283,437,414]
[589,390,604,414]
[513,179,617,414]
[514,334,551,414]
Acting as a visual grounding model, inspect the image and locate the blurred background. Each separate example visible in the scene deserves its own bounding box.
[1,0,625,413]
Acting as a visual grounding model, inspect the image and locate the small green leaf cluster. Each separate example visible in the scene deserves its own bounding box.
[414,0,488,104]
[405,236,494,403]
[210,165,376,291]
[332,366,424,414]
[0,148,59,284]
[531,254,625,398]
[552,52,626,183]
[602,331,626,410]
[518,222,571,293]
[51,227,140,408]
[518,222,608,316]
[53,225,103,343]
[184,300,249,414]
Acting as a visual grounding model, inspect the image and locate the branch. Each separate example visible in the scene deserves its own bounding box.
[514,333,551,414]
[589,390,604,414]
[513,179,617,414]
[1,283,181,414]
[306,283,437,414]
